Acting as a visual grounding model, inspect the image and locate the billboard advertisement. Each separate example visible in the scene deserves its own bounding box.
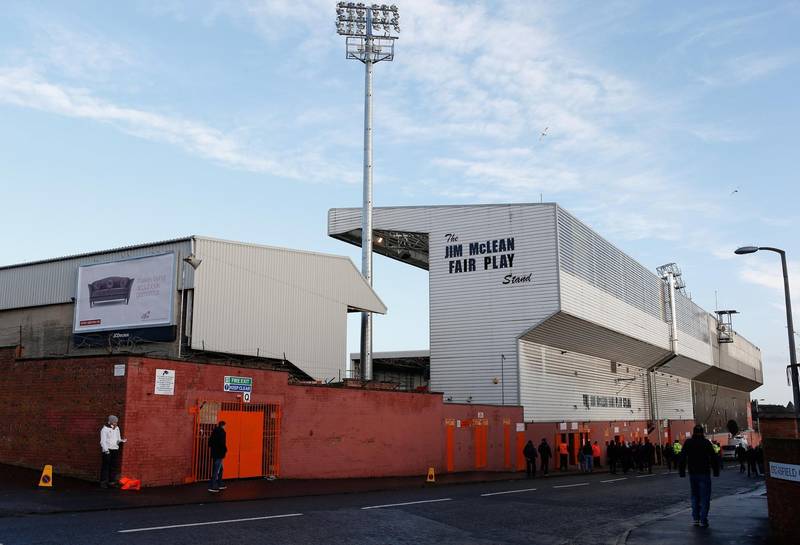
[73,253,177,334]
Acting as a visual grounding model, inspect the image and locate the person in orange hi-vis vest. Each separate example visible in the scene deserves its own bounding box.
[592,441,602,469]
[559,441,568,471]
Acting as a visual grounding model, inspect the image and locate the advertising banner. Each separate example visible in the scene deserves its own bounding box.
[73,253,176,333]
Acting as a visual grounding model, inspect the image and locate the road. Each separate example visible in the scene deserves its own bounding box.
[0,467,762,545]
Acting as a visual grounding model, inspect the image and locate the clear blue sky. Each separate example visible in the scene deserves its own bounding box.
[1,1,797,404]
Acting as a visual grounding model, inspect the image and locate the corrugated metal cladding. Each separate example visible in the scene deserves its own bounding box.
[329,204,560,405]
[518,339,692,422]
[0,239,194,311]
[329,203,762,413]
[190,237,385,382]
[556,208,663,321]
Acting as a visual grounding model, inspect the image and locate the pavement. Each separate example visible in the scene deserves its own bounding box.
[623,485,770,545]
[0,463,772,545]
[0,462,565,516]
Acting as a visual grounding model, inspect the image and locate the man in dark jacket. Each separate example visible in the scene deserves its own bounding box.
[523,440,537,478]
[679,425,720,527]
[538,438,552,475]
[208,421,227,492]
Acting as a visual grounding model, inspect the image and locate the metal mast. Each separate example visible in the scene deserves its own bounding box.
[336,2,400,381]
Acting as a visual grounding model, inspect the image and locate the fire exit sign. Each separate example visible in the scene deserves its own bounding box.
[224,376,253,392]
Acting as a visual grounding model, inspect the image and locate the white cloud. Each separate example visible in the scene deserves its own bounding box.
[0,66,357,184]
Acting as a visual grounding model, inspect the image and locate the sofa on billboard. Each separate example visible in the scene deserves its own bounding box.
[88,276,134,307]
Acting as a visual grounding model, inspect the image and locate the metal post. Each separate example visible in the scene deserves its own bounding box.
[500,354,505,405]
[776,250,800,425]
[177,260,186,359]
[359,15,374,382]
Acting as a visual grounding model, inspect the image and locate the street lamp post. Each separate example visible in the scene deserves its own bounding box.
[335,2,400,381]
[735,246,800,427]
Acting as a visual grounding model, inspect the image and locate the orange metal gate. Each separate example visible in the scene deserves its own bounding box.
[190,400,281,482]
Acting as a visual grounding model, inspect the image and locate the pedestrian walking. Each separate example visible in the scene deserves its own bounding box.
[621,442,632,474]
[755,445,765,475]
[592,441,602,469]
[99,415,127,488]
[538,438,552,475]
[523,440,537,478]
[558,441,568,471]
[679,424,720,528]
[581,441,594,473]
[735,443,746,473]
[746,446,758,477]
[208,420,227,492]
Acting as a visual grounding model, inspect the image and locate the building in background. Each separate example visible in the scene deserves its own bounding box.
[0,236,385,382]
[330,203,763,448]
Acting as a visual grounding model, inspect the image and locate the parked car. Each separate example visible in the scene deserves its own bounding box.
[721,444,738,461]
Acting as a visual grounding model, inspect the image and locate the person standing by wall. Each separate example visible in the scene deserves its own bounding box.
[679,425,720,528]
[592,441,602,469]
[538,438,552,476]
[523,440,537,479]
[582,441,594,473]
[99,415,126,488]
[607,440,617,474]
[208,421,227,493]
[558,441,569,471]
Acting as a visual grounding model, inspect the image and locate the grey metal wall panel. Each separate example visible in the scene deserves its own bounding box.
[653,372,694,420]
[519,339,650,422]
[0,239,194,311]
[190,238,384,381]
[331,204,561,405]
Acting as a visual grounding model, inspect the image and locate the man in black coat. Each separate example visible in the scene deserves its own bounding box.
[537,438,552,476]
[679,425,720,527]
[523,440,537,478]
[208,421,227,492]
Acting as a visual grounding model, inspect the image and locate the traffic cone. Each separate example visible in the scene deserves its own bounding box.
[38,465,53,488]
[426,467,436,483]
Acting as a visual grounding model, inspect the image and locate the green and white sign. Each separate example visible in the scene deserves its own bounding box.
[224,375,253,393]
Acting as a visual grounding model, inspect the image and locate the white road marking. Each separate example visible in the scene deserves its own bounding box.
[636,474,656,478]
[553,483,589,489]
[601,478,627,483]
[118,513,303,533]
[480,488,538,497]
[361,498,452,510]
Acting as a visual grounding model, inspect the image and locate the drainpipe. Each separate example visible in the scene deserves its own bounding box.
[650,271,679,454]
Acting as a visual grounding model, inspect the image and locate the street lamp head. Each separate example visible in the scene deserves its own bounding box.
[734,246,759,255]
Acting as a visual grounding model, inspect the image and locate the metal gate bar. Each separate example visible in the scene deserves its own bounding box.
[190,399,281,482]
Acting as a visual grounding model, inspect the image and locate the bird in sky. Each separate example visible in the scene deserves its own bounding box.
[730,187,739,195]
[539,127,548,140]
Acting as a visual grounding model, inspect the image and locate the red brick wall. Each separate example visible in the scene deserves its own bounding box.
[0,354,126,480]
[121,358,520,485]
[763,438,800,544]
[760,418,798,440]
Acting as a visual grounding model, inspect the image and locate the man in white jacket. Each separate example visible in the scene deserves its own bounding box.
[100,415,126,488]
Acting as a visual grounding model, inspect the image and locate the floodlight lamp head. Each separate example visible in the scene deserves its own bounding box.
[735,246,759,255]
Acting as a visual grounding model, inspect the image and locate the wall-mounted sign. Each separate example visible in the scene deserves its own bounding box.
[559,422,567,431]
[73,253,176,334]
[114,364,126,377]
[614,426,620,433]
[571,422,578,430]
[154,369,175,395]
[769,462,800,482]
[224,376,253,393]
[242,392,251,403]
[442,233,531,285]
[516,423,525,432]
[477,411,485,419]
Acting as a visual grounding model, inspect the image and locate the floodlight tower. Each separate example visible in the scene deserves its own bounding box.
[335,2,400,381]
